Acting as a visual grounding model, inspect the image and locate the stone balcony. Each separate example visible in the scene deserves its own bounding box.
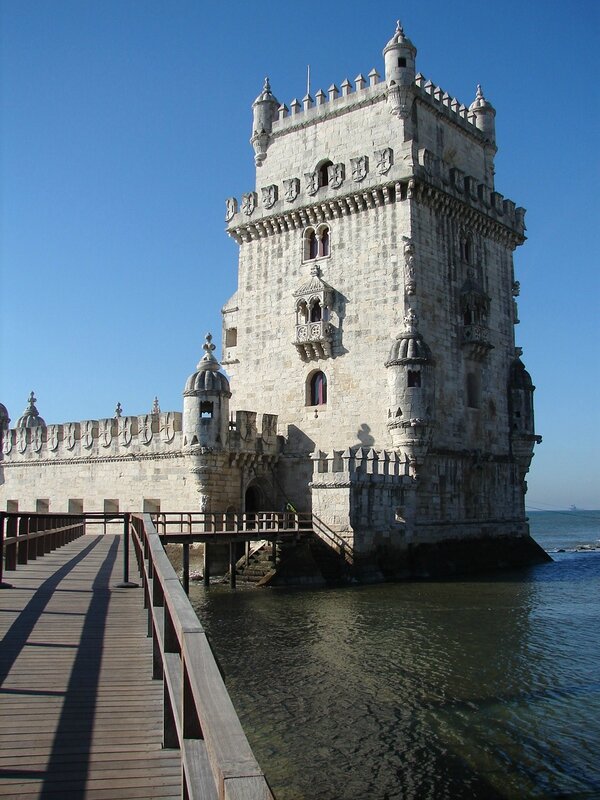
[461,323,494,361]
[294,321,333,360]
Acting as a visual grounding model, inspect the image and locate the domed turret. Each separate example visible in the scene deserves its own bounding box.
[469,84,496,142]
[383,21,417,119]
[0,403,9,430]
[183,334,231,450]
[508,354,541,483]
[16,392,45,428]
[383,20,417,87]
[251,77,280,166]
[385,310,436,475]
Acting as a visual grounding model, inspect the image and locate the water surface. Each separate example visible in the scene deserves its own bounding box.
[191,511,600,799]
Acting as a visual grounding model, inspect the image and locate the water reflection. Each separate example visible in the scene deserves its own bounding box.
[191,555,600,799]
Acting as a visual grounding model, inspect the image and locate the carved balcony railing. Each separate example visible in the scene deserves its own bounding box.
[461,323,493,361]
[294,320,333,360]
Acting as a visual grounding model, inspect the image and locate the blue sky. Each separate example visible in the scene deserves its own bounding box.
[1,1,598,509]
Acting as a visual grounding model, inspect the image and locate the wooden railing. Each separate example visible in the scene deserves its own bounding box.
[130,513,275,800]
[153,511,314,538]
[0,512,86,586]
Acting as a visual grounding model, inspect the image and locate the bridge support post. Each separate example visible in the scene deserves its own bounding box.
[203,543,210,586]
[0,513,12,589]
[116,513,139,589]
[229,542,236,589]
[182,542,190,595]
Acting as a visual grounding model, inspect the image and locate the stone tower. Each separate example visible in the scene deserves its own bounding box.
[221,22,545,574]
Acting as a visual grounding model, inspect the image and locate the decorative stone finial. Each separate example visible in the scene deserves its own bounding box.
[152,396,161,414]
[196,332,220,371]
[403,308,419,333]
[115,402,123,418]
[396,19,404,36]
[263,76,271,93]
[26,391,36,412]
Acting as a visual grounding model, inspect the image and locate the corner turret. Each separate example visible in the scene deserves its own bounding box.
[469,84,496,143]
[383,20,417,86]
[508,354,541,487]
[183,334,231,451]
[251,77,280,166]
[16,392,45,428]
[383,21,417,119]
[385,310,436,476]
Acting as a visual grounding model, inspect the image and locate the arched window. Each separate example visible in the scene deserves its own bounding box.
[296,299,308,324]
[318,160,333,188]
[310,299,322,322]
[320,227,330,257]
[309,371,327,405]
[308,229,318,259]
[466,371,480,408]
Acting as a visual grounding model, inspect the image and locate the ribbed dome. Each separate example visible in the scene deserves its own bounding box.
[384,20,416,54]
[183,333,231,397]
[386,332,434,365]
[16,392,46,428]
[184,368,230,395]
[469,84,494,112]
[509,358,534,391]
[386,309,435,366]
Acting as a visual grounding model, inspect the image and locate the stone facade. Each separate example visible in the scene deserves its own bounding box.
[0,23,544,576]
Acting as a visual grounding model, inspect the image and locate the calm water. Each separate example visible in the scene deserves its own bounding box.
[191,511,600,799]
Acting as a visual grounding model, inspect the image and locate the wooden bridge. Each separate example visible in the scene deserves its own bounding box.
[0,511,278,800]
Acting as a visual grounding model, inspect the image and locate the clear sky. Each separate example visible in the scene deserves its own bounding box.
[1,1,598,510]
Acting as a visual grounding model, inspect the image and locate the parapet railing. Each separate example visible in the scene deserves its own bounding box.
[153,511,314,537]
[0,512,86,587]
[130,513,275,800]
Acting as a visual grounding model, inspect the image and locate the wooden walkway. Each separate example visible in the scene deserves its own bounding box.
[0,533,181,799]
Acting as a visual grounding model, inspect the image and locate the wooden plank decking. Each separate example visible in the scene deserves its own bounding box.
[0,533,181,799]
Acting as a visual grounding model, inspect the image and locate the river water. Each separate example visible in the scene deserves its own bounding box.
[190,511,600,799]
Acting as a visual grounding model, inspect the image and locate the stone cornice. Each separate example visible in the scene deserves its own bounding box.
[2,451,186,468]
[227,177,524,249]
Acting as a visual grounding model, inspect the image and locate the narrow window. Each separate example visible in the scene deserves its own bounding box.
[297,300,308,324]
[68,499,83,513]
[309,371,327,405]
[398,57,407,67]
[310,300,322,322]
[467,372,480,408]
[36,499,49,513]
[318,160,333,188]
[463,309,473,326]
[407,370,421,388]
[320,227,330,257]
[225,327,237,347]
[309,230,318,259]
[200,401,213,418]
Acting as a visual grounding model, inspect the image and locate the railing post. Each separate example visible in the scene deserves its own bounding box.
[203,543,210,587]
[0,513,12,588]
[116,513,139,588]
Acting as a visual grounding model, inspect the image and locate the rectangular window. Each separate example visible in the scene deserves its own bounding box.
[6,500,18,512]
[36,499,50,513]
[143,499,161,514]
[104,499,119,515]
[225,327,238,347]
[200,401,213,418]
[68,499,84,513]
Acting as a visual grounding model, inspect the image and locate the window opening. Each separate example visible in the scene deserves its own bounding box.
[200,401,213,418]
[104,499,119,515]
[398,57,407,67]
[466,372,480,408]
[225,327,237,347]
[309,230,318,259]
[318,160,333,188]
[320,228,330,257]
[68,499,83,513]
[309,371,327,405]
[7,500,18,512]
[310,300,322,322]
[36,499,49,513]
[407,370,421,388]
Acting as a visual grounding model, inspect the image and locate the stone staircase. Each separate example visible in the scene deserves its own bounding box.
[226,535,351,587]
